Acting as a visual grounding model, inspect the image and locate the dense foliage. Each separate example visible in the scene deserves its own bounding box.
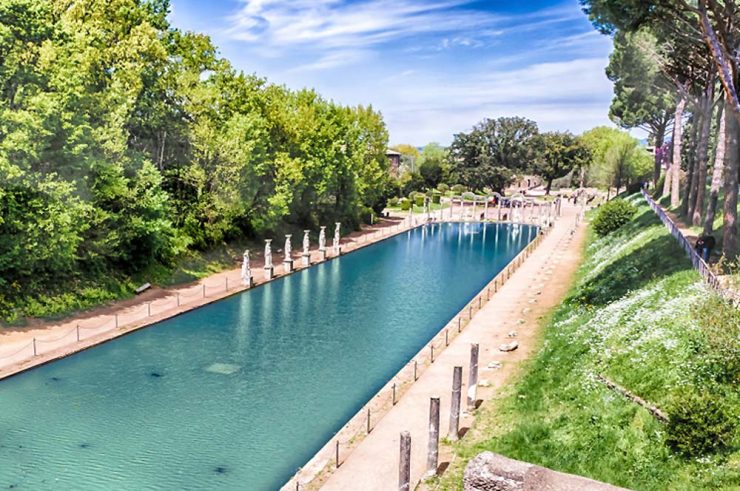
[0,0,389,322]
[448,117,539,193]
[593,199,638,236]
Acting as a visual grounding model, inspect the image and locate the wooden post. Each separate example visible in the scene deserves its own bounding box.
[445,329,449,346]
[392,383,397,405]
[457,317,461,332]
[76,325,80,342]
[414,360,418,381]
[225,277,229,290]
[478,297,482,308]
[468,305,472,319]
[467,344,479,409]
[367,408,371,434]
[431,344,435,363]
[448,366,462,440]
[335,440,340,468]
[399,431,411,491]
[147,302,151,317]
[202,283,206,297]
[177,292,180,306]
[115,314,119,328]
[32,338,37,356]
[426,397,440,477]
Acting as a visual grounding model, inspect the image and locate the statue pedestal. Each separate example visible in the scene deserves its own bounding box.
[243,276,254,288]
[264,266,274,281]
[283,260,293,273]
[302,253,310,267]
[334,247,342,256]
[319,249,327,261]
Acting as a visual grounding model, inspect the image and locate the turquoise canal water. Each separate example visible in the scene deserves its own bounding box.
[0,222,536,490]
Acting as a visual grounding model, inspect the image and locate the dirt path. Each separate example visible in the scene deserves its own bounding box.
[312,203,587,491]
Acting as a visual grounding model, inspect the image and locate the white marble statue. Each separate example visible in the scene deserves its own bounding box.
[284,234,292,261]
[333,222,341,254]
[303,230,310,256]
[319,226,326,251]
[241,250,251,285]
[264,239,273,269]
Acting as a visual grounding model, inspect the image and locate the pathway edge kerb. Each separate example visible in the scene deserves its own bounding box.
[0,219,425,381]
[283,221,551,491]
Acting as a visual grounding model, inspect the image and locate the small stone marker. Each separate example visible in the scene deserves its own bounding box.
[507,330,518,338]
[486,361,502,370]
[499,341,519,352]
[135,283,151,294]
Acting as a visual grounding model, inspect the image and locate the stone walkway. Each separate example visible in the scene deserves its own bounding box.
[318,202,586,491]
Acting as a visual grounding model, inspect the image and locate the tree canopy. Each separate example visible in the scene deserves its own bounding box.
[448,117,539,193]
[0,0,389,321]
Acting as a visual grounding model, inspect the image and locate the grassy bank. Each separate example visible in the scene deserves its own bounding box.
[438,194,740,490]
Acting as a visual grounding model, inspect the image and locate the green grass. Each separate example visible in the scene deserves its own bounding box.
[386,201,450,214]
[437,194,740,490]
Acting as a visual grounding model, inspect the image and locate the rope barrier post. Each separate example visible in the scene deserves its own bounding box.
[426,397,440,477]
[115,314,119,329]
[76,324,80,342]
[392,383,397,405]
[448,366,462,441]
[335,440,340,468]
[445,329,449,346]
[468,305,472,319]
[225,277,229,290]
[202,283,206,298]
[147,302,151,317]
[430,345,435,363]
[478,296,482,309]
[414,360,418,381]
[367,408,371,434]
[32,338,37,356]
[467,343,479,410]
[399,431,411,491]
[177,292,180,306]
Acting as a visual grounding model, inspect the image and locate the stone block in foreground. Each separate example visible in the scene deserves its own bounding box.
[463,452,629,491]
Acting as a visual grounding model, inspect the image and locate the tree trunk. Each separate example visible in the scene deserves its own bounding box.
[670,95,686,208]
[545,178,553,195]
[682,112,699,217]
[703,104,726,235]
[691,85,714,225]
[652,126,666,188]
[722,107,738,258]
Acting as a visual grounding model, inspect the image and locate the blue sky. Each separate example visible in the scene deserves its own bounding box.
[169,0,616,146]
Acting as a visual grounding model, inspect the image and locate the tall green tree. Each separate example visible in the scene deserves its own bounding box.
[606,29,675,186]
[533,132,591,194]
[448,117,539,193]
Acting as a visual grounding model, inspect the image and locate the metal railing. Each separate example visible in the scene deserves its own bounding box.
[640,189,740,305]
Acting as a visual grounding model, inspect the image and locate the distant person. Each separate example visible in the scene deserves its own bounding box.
[695,234,715,261]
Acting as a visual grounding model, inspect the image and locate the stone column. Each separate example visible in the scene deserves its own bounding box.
[333,222,342,256]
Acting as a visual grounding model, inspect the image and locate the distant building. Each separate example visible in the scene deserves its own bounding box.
[386,149,402,176]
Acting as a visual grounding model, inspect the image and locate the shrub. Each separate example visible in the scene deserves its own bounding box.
[414,194,425,207]
[432,192,441,204]
[451,184,466,194]
[592,199,637,236]
[437,183,450,193]
[665,388,737,457]
[388,197,400,207]
[400,198,411,211]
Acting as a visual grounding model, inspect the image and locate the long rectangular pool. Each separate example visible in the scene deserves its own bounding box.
[0,222,536,490]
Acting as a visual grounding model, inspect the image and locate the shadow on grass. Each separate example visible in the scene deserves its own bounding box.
[570,231,691,307]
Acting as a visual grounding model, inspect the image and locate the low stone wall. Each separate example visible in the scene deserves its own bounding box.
[464,452,629,491]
